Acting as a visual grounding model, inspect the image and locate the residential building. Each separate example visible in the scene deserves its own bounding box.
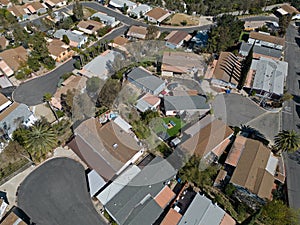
[0,36,9,50]
[178,193,236,225]
[129,4,151,18]
[109,36,129,53]
[0,192,8,220]
[126,25,148,40]
[0,93,35,139]
[79,50,122,80]
[160,208,182,225]
[228,138,282,200]
[126,66,166,95]
[47,11,70,24]
[277,4,299,16]
[47,39,73,62]
[248,57,288,98]
[53,29,88,48]
[0,206,31,225]
[248,31,285,51]
[0,46,28,72]
[239,42,282,60]
[161,51,205,77]
[44,0,66,8]
[77,20,104,35]
[162,95,210,116]
[104,156,177,225]
[178,115,233,161]
[68,117,144,181]
[0,0,12,8]
[135,93,161,112]
[244,21,266,31]
[87,170,106,197]
[145,7,171,24]
[8,5,29,21]
[26,2,47,15]
[109,0,136,12]
[0,59,14,77]
[164,31,192,49]
[211,52,241,89]
[90,12,120,28]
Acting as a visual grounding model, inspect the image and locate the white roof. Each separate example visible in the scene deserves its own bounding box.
[266,154,278,176]
[130,4,151,15]
[277,8,288,15]
[87,170,106,197]
[109,0,136,8]
[251,57,288,95]
[292,14,300,20]
[113,116,132,133]
[96,165,141,205]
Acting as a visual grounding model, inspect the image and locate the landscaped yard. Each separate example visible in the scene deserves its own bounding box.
[151,117,185,138]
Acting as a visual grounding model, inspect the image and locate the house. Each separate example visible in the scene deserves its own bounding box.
[239,42,282,60]
[248,31,285,51]
[160,208,182,225]
[129,4,151,18]
[47,39,73,62]
[0,36,9,50]
[228,138,282,200]
[47,11,70,24]
[0,192,8,220]
[162,51,205,77]
[0,93,35,139]
[26,2,47,15]
[44,0,66,8]
[109,36,129,53]
[247,57,288,98]
[164,31,192,49]
[109,0,136,12]
[8,5,29,21]
[178,115,233,161]
[0,0,12,8]
[127,66,166,95]
[145,7,171,24]
[87,170,106,197]
[178,193,236,225]
[0,59,14,77]
[211,52,241,89]
[244,21,266,31]
[162,95,210,116]
[0,206,31,225]
[79,50,122,80]
[0,46,28,72]
[90,12,120,28]
[135,93,161,112]
[53,29,88,48]
[277,4,299,16]
[126,25,148,40]
[77,20,104,35]
[104,156,177,225]
[68,117,144,181]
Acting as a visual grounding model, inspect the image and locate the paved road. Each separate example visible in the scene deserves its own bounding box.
[13,26,128,106]
[282,22,300,212]
[17,157,106,225]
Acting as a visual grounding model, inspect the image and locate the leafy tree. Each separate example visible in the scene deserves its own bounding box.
[24,121,57,162]
[72,0,84,21]
[224,183,236,197]
[274,130,300,153]
[281,92,293,102]
[74,60,82,69]
[238,43,253,90]
[12,25,30,47]
[140,110,159,124]
[27,56,40,72]
[62,34,70,45]
[61,89,75,117]
[258,200,299,225]
[146,25,159,40]
[96,79,121,108]
[58,17,74,30]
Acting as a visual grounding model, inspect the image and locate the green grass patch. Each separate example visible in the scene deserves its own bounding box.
[152,117,185,137]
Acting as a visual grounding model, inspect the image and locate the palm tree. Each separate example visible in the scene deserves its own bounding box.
[43,92,58,121]
[24,121,57,162]
[274,130,300,153]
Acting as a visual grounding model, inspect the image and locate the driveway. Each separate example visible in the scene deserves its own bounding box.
[282,22,300,212]
[17,157,105,225]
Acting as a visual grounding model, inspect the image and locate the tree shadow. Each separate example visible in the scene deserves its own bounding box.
[292,95,300,104]
[240,125,269,145]
[295,37,300,48]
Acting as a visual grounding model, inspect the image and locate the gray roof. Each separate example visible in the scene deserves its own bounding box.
[127,67,165,93]
[251,57,288,95]
[239,42,282,59]
[53,29,87,44]
[87,170,106,197]
[163,95,209,111]
[0,103,32,136]
[109,0,136,7]
[135,98,153,112]
[105,156,176,225]
[178,193,226,225]
[130,4,151,15]
[91,12,116,25]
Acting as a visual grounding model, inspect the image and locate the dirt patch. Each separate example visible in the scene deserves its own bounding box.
[167,13,199,26]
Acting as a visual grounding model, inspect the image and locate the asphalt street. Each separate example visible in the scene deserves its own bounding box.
[282,23,300,212]
[17,157,106,225]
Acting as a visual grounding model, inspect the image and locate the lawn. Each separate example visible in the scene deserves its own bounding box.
[151,117,185,138]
